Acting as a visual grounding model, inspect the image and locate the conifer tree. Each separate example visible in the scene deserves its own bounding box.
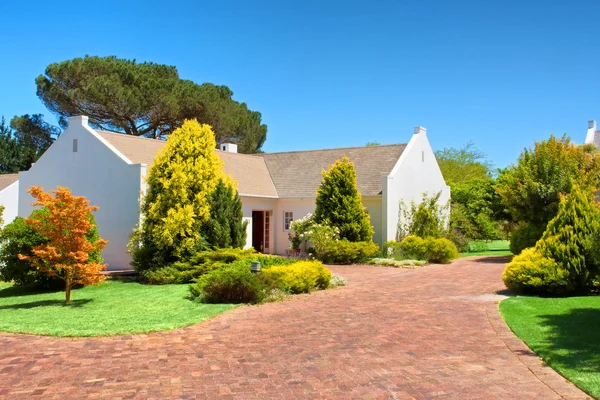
[314,157,373,242]
[131,119,233,268]
[536,184,600,292]
[203,179,247,248]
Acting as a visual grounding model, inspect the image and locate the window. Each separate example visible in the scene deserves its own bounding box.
[284,211,294,231]
[73,139,78,153]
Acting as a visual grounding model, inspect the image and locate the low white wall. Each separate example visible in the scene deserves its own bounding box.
[0,181,19,227]
[18,117,144,270]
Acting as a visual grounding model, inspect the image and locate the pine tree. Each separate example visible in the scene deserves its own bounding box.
[314,156,374,242]
[131,119,233,269]
[203,179,248,248]
[535,184,600,292]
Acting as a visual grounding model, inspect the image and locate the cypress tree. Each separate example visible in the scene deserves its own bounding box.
[314,156,374,242]
[204,179,248,248]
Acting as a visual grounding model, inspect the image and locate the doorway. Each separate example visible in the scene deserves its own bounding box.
[251,210,271,253]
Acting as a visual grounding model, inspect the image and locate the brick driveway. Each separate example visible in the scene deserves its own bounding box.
[0,257,589,399]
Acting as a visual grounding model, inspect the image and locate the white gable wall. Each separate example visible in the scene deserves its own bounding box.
[0,181,19,227]
[18,117,145,270]
[382,127,450,243]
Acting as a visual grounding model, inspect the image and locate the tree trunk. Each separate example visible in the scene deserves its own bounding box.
[65,273,72,303]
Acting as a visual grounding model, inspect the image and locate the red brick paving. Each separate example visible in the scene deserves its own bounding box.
[0,257,590,399]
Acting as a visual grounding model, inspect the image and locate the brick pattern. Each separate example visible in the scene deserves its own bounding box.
[0,257,590,399]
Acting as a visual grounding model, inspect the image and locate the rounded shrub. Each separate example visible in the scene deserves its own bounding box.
[502,248,567,294]
[509,224,544,255]
[399,235,428,260]
[261,261,332,293]
[190,263,266,304]
[426,238,459,264]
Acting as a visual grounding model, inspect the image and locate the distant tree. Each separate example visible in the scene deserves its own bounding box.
[435,142,492,184]
[203,179,248,249]
[131,119,234,270]
[365,141,380,146]
[19,187,107,303]
[36,55,267,153]
[0,117,20,173]
[10,114,59,167]
[314,157,373,242]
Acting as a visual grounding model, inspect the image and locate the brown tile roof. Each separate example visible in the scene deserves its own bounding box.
[95,130,406,199]
[261,144,407,198]
[0,173,18,192]
[96,131,277,198]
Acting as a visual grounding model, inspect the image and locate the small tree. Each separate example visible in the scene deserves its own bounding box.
[203,179,248,249]
[314,157,373,242]
[19,186,107,302]
[131,119,233,269]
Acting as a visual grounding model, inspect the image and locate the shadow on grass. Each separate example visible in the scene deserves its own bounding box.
[535,308,600,374]
[0,285,66,299]
[0,298,92,310]
[471,256,513,264]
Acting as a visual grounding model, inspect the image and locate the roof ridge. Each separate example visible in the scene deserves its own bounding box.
[262,143,407,156]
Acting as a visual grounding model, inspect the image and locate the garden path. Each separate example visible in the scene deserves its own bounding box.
[0,257,589,399]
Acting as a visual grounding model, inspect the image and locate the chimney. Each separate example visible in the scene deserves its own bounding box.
[68,115,89,127]
[220,143,238,153]
[414,126,426,135]
[585,120,598,145]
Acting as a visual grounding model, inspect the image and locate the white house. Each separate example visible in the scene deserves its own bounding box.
[19,116,450,270]
[0,174,19,227]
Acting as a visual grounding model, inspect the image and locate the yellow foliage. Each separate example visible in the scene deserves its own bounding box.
[261,261,332,294]
[139,119,234,256]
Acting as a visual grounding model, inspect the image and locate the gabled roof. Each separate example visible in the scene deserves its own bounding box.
[0,173,18,192]
[96,130,278,198]
[94,130,406,199]
[261,145,406,197]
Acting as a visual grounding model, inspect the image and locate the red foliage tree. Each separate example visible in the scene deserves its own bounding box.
[19,186,107,302]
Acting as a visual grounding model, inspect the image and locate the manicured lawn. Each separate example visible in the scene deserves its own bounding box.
[500,296,600,398]
[459,239,513,257]
[0,280,235,337]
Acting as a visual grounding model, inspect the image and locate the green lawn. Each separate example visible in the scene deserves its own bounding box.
[459,239,513,258]
[0,280,235,337]
[501,296,600,398]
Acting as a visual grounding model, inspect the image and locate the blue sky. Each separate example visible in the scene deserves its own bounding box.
[1,0,599,168]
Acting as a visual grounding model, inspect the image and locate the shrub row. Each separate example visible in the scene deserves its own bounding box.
[317,240,378,264]
[141,248,295,284]
[189,260,332,303]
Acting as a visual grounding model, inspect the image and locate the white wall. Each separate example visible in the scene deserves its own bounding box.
[363,196,383,247]
[18,117,144,270]
[273,198,315,255]
[382,127,451,243]
[0,181,19,227]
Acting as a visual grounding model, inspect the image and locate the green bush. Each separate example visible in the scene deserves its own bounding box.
[443,228,470,253]
[0,210,102,288]
[190,263,266,304]
[261,261,331,294]
[318,240,378,264]
[509,224,544,255]
[427,238,459,263]
[396,235,458,264]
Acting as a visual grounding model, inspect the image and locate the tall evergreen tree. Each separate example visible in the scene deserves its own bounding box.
[203,179,247,249]
[131,119,233,269]
[314,156,373,242]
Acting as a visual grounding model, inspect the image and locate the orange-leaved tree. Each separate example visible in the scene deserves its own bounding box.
[19,186,108,302]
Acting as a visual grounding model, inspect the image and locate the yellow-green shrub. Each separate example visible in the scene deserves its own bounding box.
[319,240,379,264]
[261,261,332,294]
[503,248,569,293]
[399,235,428,260]
[397,235,458,264]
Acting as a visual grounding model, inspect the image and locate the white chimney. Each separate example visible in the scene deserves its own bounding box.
[68,115,89,127]
[414,126,427,135]
[585,120,597,145]
[220,143,238,153]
